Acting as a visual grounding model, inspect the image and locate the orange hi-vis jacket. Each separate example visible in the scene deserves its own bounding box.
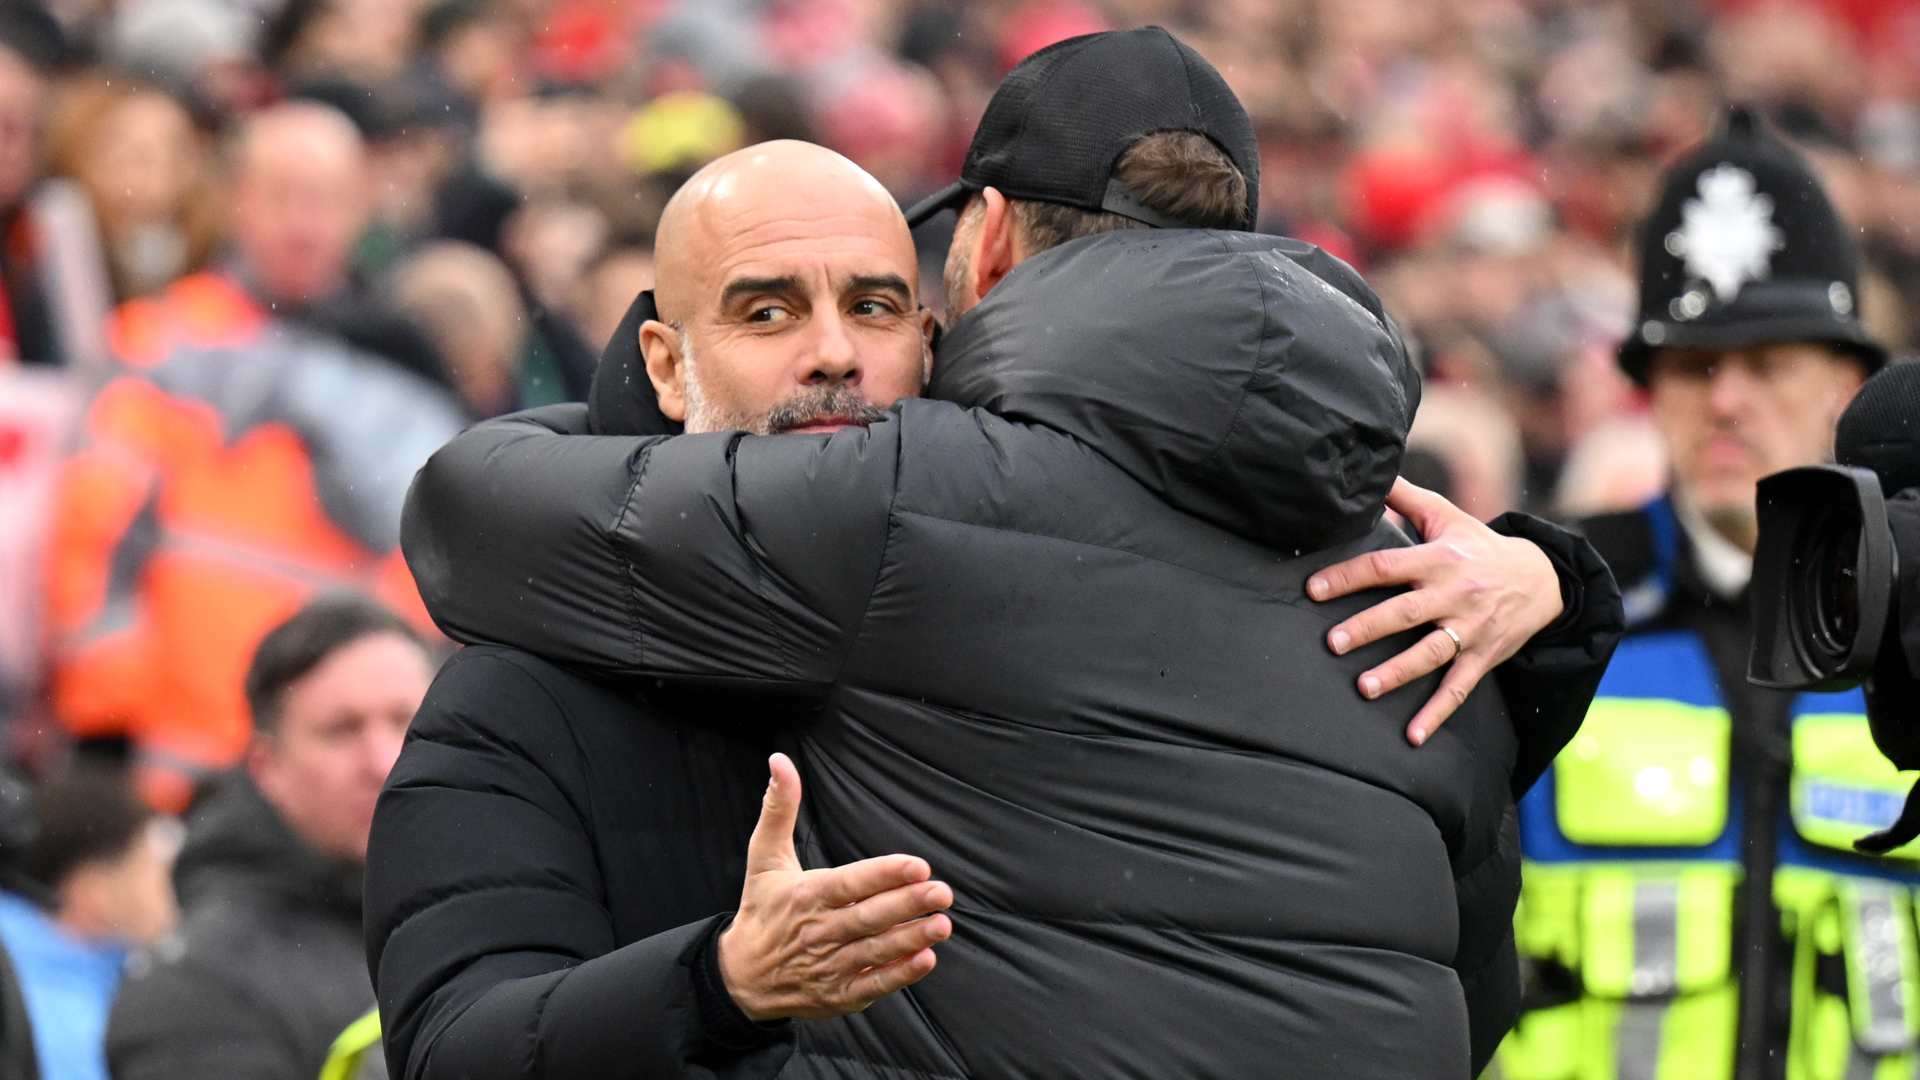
[47,272,464,809]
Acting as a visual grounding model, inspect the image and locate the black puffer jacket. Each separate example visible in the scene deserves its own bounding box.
[401,230,1608,1078]
[107,774,372,1080]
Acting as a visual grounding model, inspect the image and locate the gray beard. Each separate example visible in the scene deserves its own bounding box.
[682,333,891,435]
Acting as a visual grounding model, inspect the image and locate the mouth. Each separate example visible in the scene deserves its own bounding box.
[1701,433,1753,467]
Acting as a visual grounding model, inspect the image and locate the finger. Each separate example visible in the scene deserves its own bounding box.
[1308,544,1438,602]
[1384,477,1459,540]
[834,879,954,941]
[1327,587,1438,655]
[744,753,802,875]
[1406,658,1487,746]
[1357,627,1464,701]
[842,948,939,1010]
[809,853,933,909]
[840,912,953,971]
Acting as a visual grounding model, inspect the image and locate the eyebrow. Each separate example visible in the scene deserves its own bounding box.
[845,273,913,304]
[719,275,802,308]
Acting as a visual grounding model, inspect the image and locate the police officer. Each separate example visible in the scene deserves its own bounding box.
[1498,106,1910,1080]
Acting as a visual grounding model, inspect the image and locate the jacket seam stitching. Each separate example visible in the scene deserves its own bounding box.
[836,426,905,685]
[737,435,806,684]
[482,650,605,855]
[524,967,568,1075]
[612,441,655,670]
[1192,238,1269,482]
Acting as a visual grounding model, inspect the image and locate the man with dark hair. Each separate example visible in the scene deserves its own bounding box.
[375,28,1623,1079]
[0,766,175,1080]
[942,128,1250,310]
[108,593,433,1080]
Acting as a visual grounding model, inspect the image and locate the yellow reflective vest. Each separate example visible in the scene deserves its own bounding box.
[1498,499,1920,1080]
[318,1008,381,1080]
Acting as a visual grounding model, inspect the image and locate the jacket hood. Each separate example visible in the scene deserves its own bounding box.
[588,289,679,437]
[585,232,1418,549]
[931,230,1420,550]
[174,773,362,919]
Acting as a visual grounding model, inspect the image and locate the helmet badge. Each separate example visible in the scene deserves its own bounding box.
[1663,164,1785,304]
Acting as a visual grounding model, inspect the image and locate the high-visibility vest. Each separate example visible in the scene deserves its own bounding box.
[46,283,462,810]
[318,1008,382,1080]
[1496,628,1920,1080]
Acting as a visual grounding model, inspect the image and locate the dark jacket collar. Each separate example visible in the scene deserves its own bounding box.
[175,773,363,922]
[588,290,679,438]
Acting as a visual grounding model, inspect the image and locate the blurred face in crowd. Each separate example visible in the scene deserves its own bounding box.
[85,90,198,228]
[390,241,525,418]
[1646,342,1866,550]
[249,631,431,862]
[578,246,655,349]
[74,88,205,292]
[642,140,933,435]
[229,104,371,305]
[60,820,181,946]
[0,46,42,209]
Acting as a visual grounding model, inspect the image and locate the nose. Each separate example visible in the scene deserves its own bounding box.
[802,308,860,386]
[365,724,406,786]
[1705,359,1758,419]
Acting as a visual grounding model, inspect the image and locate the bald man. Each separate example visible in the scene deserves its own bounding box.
[634,141,933,437]
[228,102,370,307]
[107,101,444,383]
[366,142,955,1080]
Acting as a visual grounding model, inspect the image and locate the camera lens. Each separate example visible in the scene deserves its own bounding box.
[1791,506,1861,670]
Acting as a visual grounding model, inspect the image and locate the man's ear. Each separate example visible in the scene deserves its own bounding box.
[639,319,688,423]
[969,187,1020,306]
[245,737,278,804]
[915,306,938,382]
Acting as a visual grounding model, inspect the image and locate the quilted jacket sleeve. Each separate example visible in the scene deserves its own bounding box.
[402,406,903,690]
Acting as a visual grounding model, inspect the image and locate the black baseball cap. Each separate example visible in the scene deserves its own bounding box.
[904,26,1260,230]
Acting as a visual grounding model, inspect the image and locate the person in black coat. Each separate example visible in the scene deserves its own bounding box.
[382,110,1621,1080]
[110,595,435,1080]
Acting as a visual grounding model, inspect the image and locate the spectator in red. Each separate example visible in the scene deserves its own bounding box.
[44,103,464,811]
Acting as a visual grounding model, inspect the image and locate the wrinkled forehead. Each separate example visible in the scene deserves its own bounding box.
[686,188,918,315]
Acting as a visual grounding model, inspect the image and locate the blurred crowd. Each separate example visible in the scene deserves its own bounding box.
[0,0,1913,1074]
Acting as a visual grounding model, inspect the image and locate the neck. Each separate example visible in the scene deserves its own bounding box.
[1672,490,1757,600]
[1706,509,1758,555]
[53,899,109,943]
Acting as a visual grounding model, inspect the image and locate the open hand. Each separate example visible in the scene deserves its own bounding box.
[1308,479,1563,746]
[717,753,954,1020]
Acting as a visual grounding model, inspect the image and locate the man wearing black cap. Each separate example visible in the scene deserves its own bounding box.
[374,28,1624,1080]
[904,29,1614,748]
[1498,107,1910,1080]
